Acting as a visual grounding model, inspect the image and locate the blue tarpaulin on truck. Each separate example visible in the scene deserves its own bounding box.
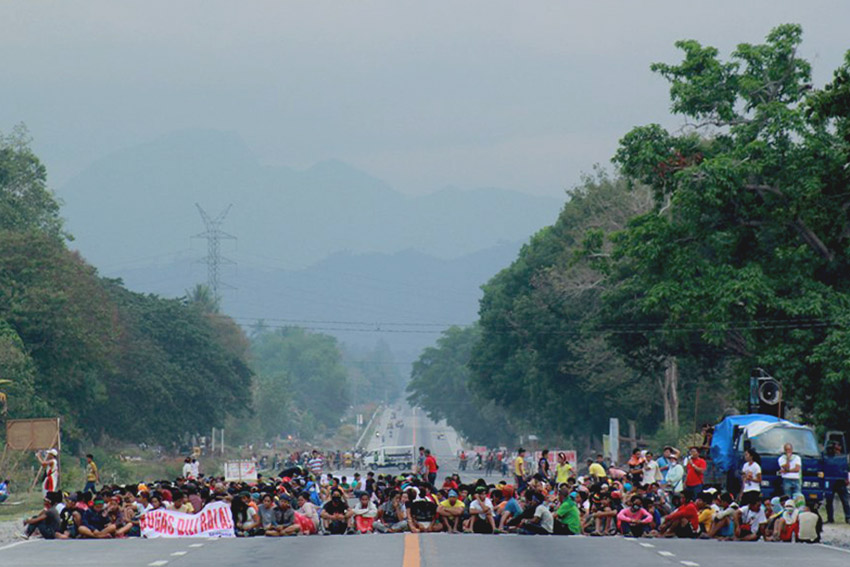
[710,414,783,473]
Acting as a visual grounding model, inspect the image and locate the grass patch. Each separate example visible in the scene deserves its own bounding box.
[0,490,42,523]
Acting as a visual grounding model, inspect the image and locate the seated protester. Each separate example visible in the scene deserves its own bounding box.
[645,501,662,532]
[57,493,83,539]
[321,488,351,534]
[467,486,497,534]
[296,492,320,535]
[797,502,823,543]
[616,496,653,538]
[519,491,553,535]
[441,476,459,492]
[375,490,408,534]
[707,493,737,540]
[694,493,714,535]
[22,491,63,540]
[0,478,9,504]
[553,488,581,536]
[734,497,767,541]
[437,490,465,533]
[257,493,279,536]
[407,488,441,533]
[167,489,194,514]
[120,492,142,538]
[763,497,782,540]
[658,493,699,539]
[351,473,366,498]
[772,499,800,542]
[78,497,117,539]
[498,486,523,531]
[105,498,134,538]
[185,484,204,513]
[351,493,378,533]
[584,493,617,536]
[232,492,262,537]
[273,496,301,536]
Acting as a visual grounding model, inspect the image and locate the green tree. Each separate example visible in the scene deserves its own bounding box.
[607,24,850,430]
[408,325,514,446]
[0,125,66,240]
[251,327,350,436]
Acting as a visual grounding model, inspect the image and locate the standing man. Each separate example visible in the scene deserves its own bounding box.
[36,449,59,496]
[684,447,706,501]
[424,450,438,486]
[308,450,324,479]
[417,447,426,476]
[778,443,802,498]
[84,454,100,493]
[515,448,528,492]
[538,450,551,481]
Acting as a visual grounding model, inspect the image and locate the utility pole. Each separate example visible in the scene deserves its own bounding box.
[194,204,236,304]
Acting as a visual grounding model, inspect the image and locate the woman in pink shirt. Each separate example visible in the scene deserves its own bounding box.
[617,496,654,537]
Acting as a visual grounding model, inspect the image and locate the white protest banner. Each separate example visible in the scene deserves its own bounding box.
[140,501,235,538]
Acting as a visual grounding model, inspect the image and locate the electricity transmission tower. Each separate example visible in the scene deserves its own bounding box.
[194,203,236,303]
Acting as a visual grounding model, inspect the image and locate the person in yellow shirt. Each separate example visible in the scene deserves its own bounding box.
[514,448,527,490]
[84,454,100,493]
[437,490,466,533]
[587,458,607,480]
[555,452,574,485]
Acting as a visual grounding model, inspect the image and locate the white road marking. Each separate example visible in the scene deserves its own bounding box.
[0,540,33,552]
[171,551,187,556]
[639,542,655,548]
[189,543,204,548]
[148,562,169,567]
[658,551,675,557]
[681,562,700,567]
[815,543,850,555]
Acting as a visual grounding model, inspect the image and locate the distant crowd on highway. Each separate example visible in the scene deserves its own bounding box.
[13,442,842,542]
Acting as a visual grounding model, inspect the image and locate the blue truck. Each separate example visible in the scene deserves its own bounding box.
[706,413,848,504]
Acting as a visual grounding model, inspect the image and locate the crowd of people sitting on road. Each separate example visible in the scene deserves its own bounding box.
[14,444,831,542]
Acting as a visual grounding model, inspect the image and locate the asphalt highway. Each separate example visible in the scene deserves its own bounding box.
[3,404,850,566]
[3,530,850,567]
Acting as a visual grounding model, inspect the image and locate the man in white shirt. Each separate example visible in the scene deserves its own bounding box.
[778,443,802,498]
[735,499,767,541]
[468,487,497,534]
[643,452,662,485]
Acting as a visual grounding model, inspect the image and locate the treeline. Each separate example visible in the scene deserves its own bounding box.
[409,25,850,447]
[0,126,253,446]
[246,326,404,442]
[0,127,407,450]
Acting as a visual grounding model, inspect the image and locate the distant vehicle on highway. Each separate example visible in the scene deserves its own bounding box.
[437,432,446,440]
[396,420,404,428]
[363,445,414,470]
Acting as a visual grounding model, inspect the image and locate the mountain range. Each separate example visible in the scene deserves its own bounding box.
[55,129,563,361]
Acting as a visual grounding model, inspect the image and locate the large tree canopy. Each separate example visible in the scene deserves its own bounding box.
[606,24,850,430]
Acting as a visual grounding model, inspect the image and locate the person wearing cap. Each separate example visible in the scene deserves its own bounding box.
[771,499,800,542]
[437,489,465,532]
[78,497,116,539]
[665,454,685,496]
[498,485,523,531]
[518,490,553,535]
[553,486,581,536]
[36,449,59,496]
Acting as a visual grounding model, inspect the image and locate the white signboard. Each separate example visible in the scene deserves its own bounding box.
[224,460,258,482]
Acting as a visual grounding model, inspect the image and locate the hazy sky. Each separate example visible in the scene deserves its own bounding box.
[2,1,849,197]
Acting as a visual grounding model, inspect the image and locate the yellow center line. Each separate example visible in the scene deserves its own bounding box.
[402,533,420,567]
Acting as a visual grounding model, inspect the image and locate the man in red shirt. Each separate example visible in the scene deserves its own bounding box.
[659,494,699,538]
[424,450,438,486]
[684,446,706,501]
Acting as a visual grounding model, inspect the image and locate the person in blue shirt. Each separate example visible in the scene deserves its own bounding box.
[0,479,9,503]
[498,485,524,531]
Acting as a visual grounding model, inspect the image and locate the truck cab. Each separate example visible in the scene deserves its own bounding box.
[707,414,843,503]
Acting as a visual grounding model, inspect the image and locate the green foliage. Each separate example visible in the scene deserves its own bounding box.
[0,125,66,240]
[608,25,850,431]
[251,327,350,437]
[0,131,254,446]
[407,325,514,446]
